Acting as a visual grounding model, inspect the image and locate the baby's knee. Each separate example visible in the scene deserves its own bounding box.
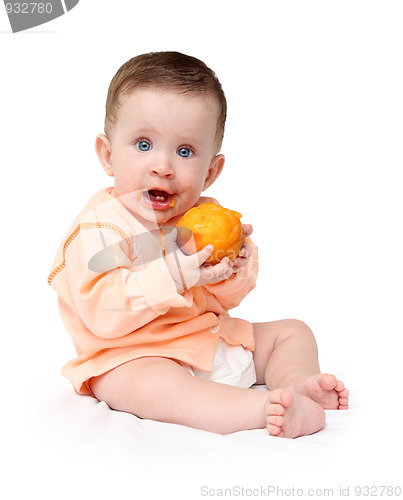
[282,319,316,342]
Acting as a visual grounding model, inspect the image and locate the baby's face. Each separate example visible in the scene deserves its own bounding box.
[104,88,222,224]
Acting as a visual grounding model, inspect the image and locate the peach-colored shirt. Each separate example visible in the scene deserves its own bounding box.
[48,188,258,394]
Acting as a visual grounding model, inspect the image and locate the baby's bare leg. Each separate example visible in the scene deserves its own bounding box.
[90,356,269,435]
[253,319,319,387]
[252,319,349,437]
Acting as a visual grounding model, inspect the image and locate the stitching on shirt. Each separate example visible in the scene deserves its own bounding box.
[159,226,166,256]
[48,222,134,285]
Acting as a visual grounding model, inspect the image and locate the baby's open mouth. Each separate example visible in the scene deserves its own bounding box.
[148,189,170,202]
[143,189,176,209]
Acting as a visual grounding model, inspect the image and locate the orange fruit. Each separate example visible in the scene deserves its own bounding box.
[176,202,245,265]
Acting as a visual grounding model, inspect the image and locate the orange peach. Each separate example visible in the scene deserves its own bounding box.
[176,202,245,265]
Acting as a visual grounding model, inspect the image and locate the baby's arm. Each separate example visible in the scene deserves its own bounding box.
[64,229,192,339]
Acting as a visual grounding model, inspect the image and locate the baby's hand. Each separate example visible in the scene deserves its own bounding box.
[230,223,253,273]
[163,229,235,292]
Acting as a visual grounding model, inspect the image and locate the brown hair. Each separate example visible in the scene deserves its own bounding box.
[104,51,227,147]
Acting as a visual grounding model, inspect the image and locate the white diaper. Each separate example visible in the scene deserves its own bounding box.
[188,338,256,388]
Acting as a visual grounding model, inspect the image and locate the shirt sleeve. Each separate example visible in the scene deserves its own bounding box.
[64,225,193,339]
[202,238,259,310]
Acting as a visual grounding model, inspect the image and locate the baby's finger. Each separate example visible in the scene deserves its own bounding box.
[238,242,252,258]
[196,244,214,265]
[163,228,179,254]
[200,257,234,283]
[242,224,253,237]
[212,257,234,279]
[219,263,235,280]
[164,227,177,243]
[230,257,246,270]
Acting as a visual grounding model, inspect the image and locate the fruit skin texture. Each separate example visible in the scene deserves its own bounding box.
[176,202,245,265]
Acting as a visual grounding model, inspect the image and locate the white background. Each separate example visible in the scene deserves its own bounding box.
[1,1,402,498]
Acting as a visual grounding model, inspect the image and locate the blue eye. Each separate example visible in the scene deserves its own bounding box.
[177,147,193,158]
[137,140,152,152]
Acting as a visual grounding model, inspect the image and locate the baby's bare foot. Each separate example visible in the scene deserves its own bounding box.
[288,373,349,410]
[265,388,325,438]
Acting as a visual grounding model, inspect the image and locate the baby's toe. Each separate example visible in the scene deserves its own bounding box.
[318,373,338,391]
[268,403,285,416]
[266,388,293,408]
[267,415,284,427]
[334,379,345,392]
[267,423,283,436]
[338,388,349,398]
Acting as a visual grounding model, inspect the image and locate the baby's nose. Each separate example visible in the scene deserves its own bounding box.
[151,156,175,177]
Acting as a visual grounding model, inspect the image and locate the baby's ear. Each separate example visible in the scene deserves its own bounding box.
[203,154,225,191]
[95,134,114,176]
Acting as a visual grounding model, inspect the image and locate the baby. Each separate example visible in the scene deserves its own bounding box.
[48,51,349,437]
